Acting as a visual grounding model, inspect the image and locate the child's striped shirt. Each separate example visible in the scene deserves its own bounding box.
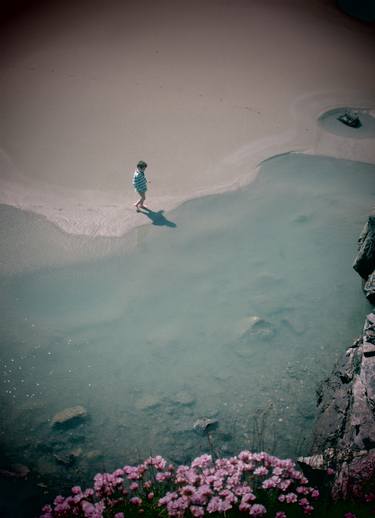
[132,170,147,192]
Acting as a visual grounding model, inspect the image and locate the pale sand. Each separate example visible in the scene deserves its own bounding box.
[0,0,375,238]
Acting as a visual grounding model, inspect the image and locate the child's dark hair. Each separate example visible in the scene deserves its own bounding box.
[137,160,147,169]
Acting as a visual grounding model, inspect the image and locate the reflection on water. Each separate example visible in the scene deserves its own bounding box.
[0,153,374,516]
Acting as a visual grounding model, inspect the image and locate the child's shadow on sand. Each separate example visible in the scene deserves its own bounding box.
[138,207,177,228]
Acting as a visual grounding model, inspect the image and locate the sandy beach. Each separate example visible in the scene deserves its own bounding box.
[1,0,375,238]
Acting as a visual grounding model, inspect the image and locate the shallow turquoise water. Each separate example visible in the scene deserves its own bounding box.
[0,153,374,511]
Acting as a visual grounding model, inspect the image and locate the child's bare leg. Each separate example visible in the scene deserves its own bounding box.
[138,192,146,208]
[135,192,145,209]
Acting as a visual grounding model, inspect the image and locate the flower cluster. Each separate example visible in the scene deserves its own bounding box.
[40,451,320,517]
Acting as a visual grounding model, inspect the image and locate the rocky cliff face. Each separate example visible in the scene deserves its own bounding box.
[299,215,375,502]
[312,313,375,455]
[353,213,375,304]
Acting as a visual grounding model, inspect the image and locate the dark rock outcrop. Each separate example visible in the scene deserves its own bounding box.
[353,213,375,303]
[307,315,375,500]
[312,314,375,454]
[305,214,375,502]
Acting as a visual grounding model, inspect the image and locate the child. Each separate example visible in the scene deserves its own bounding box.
[133,160,148,210]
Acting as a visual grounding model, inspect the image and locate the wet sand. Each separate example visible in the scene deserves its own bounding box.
[0,0,375,238]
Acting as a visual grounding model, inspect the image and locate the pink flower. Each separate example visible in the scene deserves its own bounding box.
[279,479,292,491]
[145,455,167,470]
[123,466,142,480]
[239,502,251,512]
[213,479,224,491]
[262,478,277,489]
[241,492,256,504]
[326,467,335,476]
[344,514,357,518]
[238,451,252,462]
[190,505,204,517]
[40,505,53,518]
[207,496,221,513]
[234,485,251,497]
[285,492,298,504]
[249,503,267,516]
[158,491,178,506]
[155,471,172,482]
[81,501,97,517]
[181,485,195,497]
[252,453,267,463]
[40,450,318,518]
[254,466,268,476]
[166,496,189,516]
[130,496,142,506]
[191,454,212,469]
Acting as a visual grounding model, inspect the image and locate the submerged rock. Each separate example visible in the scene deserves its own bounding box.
[172,391,196,406]
[193,418,218,435]
[135,394,162,410]
[239,316,275,341]
[54,447,82,466]
[35,458,59,476]
[86,450,103,461]
[0,464,30,479]
[51,405,87,427]
[281,316,306,336]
